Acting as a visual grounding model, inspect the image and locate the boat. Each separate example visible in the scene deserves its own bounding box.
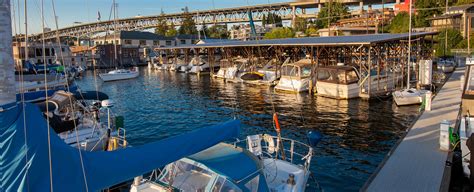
[392,88,428,106]
[460,57,474,178]
[39,90,126,151]
[392,5,427,106]
[275,59,312,92]
[99,67,139,82]
[239,58,287,86]
[437,60,455,73]
[2,1,242,191]
[131,133,316,192]
[214,58,249,80]
[316,65,360,99]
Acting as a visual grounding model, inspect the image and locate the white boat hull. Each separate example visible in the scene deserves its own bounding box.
[99,68,139,82]
[275,77,310,92]
[393,88,427,106]
[316,81,360,99]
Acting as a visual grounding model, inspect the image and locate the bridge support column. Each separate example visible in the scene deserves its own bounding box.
[292,6,296,28]
[359,1,364,14]
[396,0,400,4]
[318,3,322,10]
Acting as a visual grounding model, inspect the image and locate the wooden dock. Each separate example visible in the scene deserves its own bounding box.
[363,67,464,191]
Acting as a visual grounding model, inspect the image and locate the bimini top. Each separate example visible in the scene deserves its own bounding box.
[157,32,437,49]
[186,142,261,182]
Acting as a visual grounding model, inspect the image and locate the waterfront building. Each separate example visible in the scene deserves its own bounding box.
[12,41,86,70]
[229,24,271,41]
[428,4,474,38]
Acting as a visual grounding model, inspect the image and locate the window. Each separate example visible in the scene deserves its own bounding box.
[212,177,242,192]
[81,58,84,62]
[125,40,132,45]
[180,39,186,45]
[153,40,158,46]
[301,65,312,77]
[159,161,213,191]
[71,58,75,62]
[45,48,51,56]
[281,65,297,76]
[139,40,146,46]
[244,176,259,192]
[345,70,359,84]
[36,48,42,57]
[317,69,332,81]
[61,47,65,52]
[166,41,172,46]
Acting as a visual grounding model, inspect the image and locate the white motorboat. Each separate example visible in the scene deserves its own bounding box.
[393,88,427,106]
[316,65,360,99]
[99,67,139,82]
[275,59,312,92]
[131,134,316,192]
[437,60,455,73]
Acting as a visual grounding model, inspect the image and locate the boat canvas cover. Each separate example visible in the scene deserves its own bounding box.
[187,143,270,191]
[0,103,240,191]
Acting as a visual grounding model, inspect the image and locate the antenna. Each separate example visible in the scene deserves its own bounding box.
[0,0,16,108]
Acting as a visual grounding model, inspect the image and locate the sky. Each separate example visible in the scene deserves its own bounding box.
[10,0,288,34]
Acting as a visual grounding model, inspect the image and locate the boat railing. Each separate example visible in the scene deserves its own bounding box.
[232,134,314,171]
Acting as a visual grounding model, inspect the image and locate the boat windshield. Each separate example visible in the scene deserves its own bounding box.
[158,160,213,191]
[211,176,243,192]
[300,65,312,78]
[466,66,474,95]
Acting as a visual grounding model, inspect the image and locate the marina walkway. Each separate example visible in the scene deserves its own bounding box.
[364,67,464,192]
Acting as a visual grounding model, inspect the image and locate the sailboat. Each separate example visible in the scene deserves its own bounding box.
[99,0,139,82]
[392,3,427,106]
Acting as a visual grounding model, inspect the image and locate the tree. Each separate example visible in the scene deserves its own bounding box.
[414,0,446,27]
[456,0,474,5]
[166,23,178,37]
[264,27,295,39]
[435,28,463,57]
[294,16,308,32]
[154,11,168,36]
[207,25,228,39]
[388,12,411,33]
[317,2,349,28]
[305,27,319,36]
[262,13,282,27]
[178,6,197,35]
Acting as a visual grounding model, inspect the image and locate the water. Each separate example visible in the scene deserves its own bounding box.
[76,68,420,191]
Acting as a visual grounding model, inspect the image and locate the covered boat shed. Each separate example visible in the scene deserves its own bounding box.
[156,32,437,98]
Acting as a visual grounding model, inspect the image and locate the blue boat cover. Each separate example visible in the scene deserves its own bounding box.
[0,103,240,191]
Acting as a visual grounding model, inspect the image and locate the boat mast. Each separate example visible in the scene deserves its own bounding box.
[0,0,16,108]
[113,0,118,68]
[24,0,28,63]
[406,0,412,89]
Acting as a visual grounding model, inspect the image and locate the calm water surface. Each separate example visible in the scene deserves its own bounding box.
[76,67,420,192]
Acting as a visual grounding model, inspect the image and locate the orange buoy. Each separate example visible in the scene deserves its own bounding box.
[273,113,281,132]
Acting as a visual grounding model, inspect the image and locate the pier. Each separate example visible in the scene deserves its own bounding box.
[363,67,465,191]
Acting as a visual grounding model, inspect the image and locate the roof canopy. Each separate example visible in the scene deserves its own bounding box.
[157,32,437,50]
[186,143,260,181]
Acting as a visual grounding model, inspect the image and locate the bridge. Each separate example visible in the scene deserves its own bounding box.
[27,0,400,40]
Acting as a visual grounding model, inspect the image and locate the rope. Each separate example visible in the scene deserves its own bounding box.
[50,0,89,190]
[40,0,53,190]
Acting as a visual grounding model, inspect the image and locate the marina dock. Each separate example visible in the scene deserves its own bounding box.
[363,67,465,191]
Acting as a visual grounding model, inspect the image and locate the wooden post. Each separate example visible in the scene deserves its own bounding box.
[309,46,314,94]
[368,46,372,97]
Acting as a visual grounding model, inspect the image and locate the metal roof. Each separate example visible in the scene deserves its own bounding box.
[157,32,437,50]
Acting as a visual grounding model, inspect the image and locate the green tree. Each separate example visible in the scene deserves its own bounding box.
[414,0,446,27]
[305,27,319,36]
[294,16,308,32]
[178,7,197,35]
[435,28,463,57]
[207,25,228,39]
[388,12,411,33]
[154,11,168,36]
[317,2,349,28]
[456,0,474,5]
[166,23,178,37]
[262,13,282,27]
[264,27,295,39]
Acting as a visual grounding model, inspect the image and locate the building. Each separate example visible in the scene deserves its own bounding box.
[92,31,201,63]
[12,41,86,70]
[93,44,140,68]
[317,26,378,37]
[428,4,474,38]
[229,24,271,41]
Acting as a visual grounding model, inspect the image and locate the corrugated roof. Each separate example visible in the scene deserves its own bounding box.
[448,3,474,12]
[157,32,437,49]
[428,13,463,20]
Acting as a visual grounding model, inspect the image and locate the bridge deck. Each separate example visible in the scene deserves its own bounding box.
[364,67,464,191]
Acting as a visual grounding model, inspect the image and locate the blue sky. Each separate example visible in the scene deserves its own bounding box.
[11,0,288,34]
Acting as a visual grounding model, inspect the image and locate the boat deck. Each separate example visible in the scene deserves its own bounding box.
[363,67,464,191]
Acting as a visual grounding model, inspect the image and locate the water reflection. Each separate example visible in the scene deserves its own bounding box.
[76,67,420,192]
